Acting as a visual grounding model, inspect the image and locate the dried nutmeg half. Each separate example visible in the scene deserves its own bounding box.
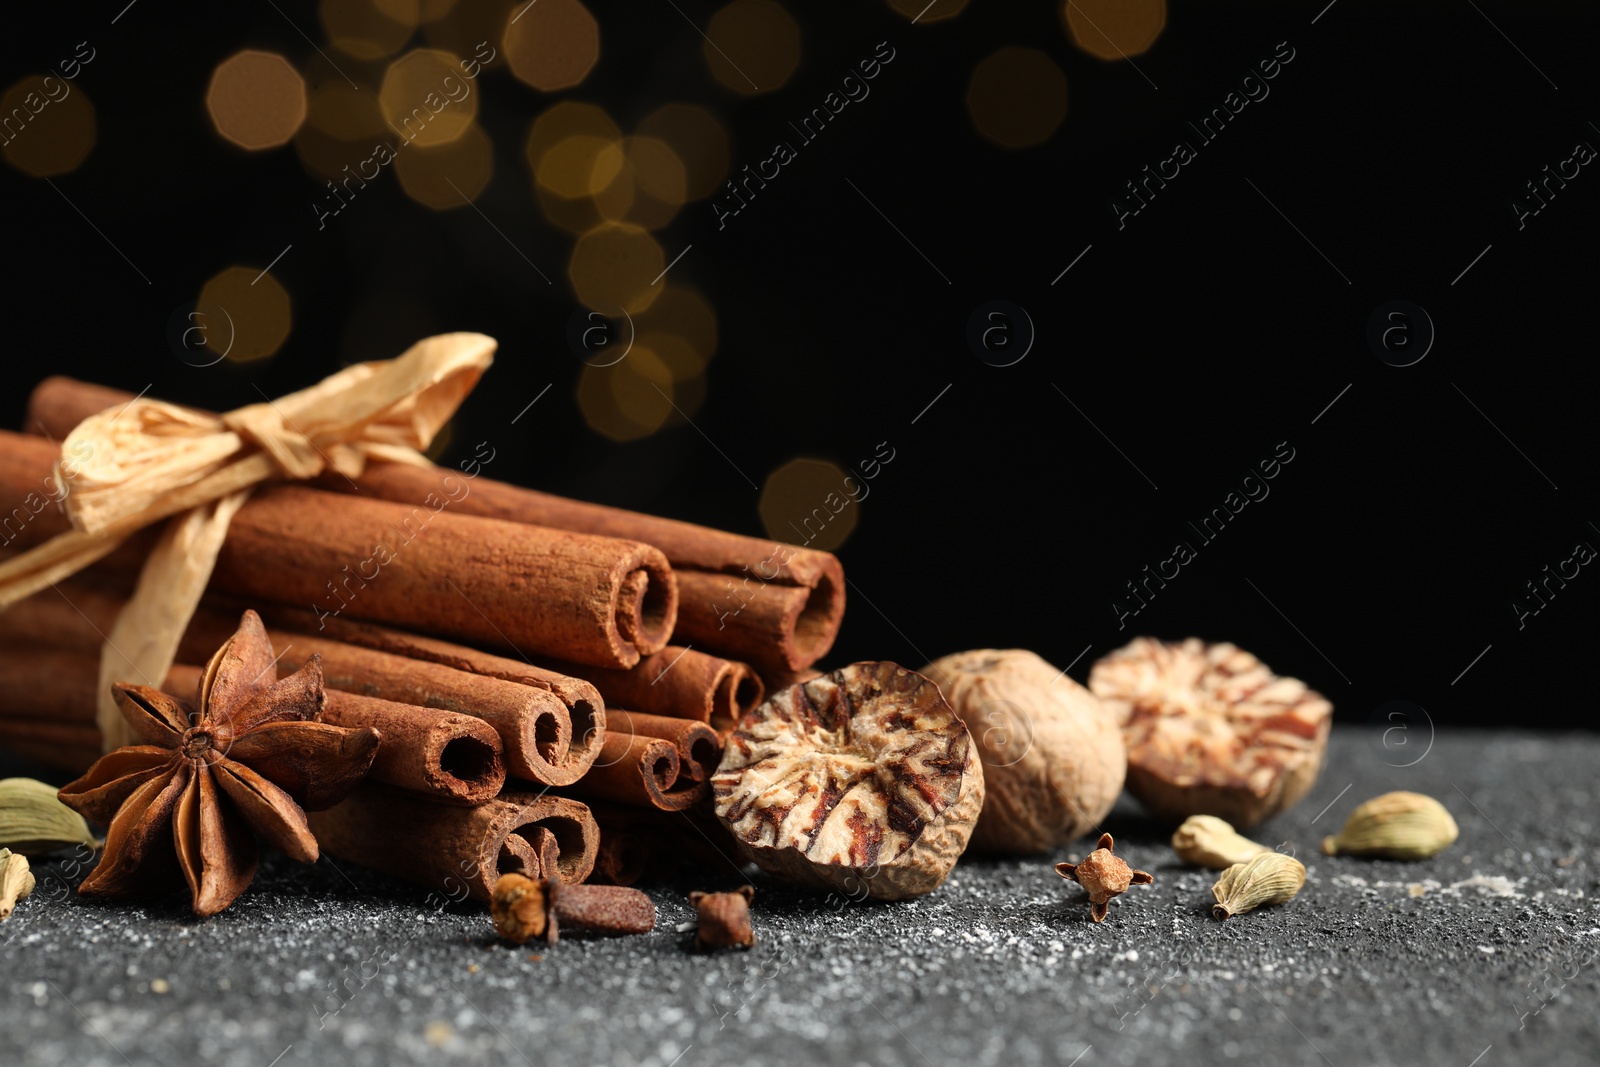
[689,885,756,950]
[712,662,984,901]
[1088,638,1332,829]
[920,649,1125,855]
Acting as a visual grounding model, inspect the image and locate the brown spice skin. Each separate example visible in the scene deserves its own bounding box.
[490,873,656,945]
[1055,833,1154,923]
[689,885,755,950]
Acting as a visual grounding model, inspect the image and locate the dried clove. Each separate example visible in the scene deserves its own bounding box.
[490,873,655,945]
[689,885,755,950]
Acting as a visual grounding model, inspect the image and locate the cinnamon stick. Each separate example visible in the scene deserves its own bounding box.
[306,787,600,900]
[0,739,99,775]
[564,729,708,812]
[0,428,679,670]
[166,664,506,805]
[538,646,762,733]
[28,377,843,672]
[604,710,722,785]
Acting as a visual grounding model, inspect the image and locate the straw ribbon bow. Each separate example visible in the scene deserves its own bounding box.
[0,332,496,750]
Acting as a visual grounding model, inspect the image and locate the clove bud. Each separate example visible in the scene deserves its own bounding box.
[689,886,755,950]
[490,873,655,945]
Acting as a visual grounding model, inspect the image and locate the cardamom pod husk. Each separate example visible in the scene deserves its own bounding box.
[1320,791,1458,860]
[1171,815,1272,869]
[1211,852,1306,919]
[1,848,36,920]
[0,778,98,856]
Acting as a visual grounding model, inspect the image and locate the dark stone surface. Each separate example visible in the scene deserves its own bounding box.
[3,729,1596,1067]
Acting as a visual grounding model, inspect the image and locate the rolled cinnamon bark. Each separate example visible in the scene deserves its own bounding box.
[0,579,601,788]
[0,428,679,670]
[307,787,600,900]
[166,663,506,805]
[27,378,842,672]
[0,643,104,722]
[177,621,595,789]
[605,709,722,785]
[564,730,707,812]
[538,646,762,733]
[0,739,99,775]
[241,605,606,767]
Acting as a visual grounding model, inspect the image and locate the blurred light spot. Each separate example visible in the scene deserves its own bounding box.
[322,0,422,60]
[537,135,623,198]
[1063,0,1166,61]
[380,48,477,147]
[759,459,858,551]
[966,47,1067,149]
[197,267,292,364]
[703,0,800,96]
[636,286,717,370]
[568,222,664,315]
[0,76,95,178]
[622,135,686,230]
[577,347,678,441]
[206,51,307,151]
[526,103,629,233]
[636,103,730,201]
[504,0,599,91]
[295,81,386,180]
[424,0,508,63]
[886,0,969,21]
[396,121,492,207]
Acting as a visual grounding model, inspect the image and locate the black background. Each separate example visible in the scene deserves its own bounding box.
[1,1,1595,732]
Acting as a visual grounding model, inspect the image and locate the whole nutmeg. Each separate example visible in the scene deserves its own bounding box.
[921,649,1126,854]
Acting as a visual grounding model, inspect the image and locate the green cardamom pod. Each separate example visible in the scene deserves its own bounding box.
[1211,852,1306,919]
[0,778,98,856]
[1171,815,1272,869]
[1,848,36,920]
[1320,791,1458,860]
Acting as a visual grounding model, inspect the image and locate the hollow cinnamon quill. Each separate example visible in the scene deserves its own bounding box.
[306,787,600,900]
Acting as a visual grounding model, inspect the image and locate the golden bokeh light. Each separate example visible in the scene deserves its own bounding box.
[537,135,623,199]
[886,0,969,22]
[526,103,631,233]
[966,47,1068,149]
[702,0,801,96]
[206,51,307,151]
[322,0,422,60]
[196,267,293,364]
[636,103,730,201]
[577,347,681,442]
[636,286,717,374]
[379,48,477,147]
[622,135,686,230]
[395,121,492,207]
[759,458,859,552]
[567,222,665,315]
[0,76,95,178]
[1063,0,1166,61]
[503,0,599,91]
[295,80,387,180]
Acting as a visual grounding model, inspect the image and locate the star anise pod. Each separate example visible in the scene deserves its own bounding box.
[58,610,379,916]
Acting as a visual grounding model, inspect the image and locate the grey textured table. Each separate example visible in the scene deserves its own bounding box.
[3,730,1596,1067]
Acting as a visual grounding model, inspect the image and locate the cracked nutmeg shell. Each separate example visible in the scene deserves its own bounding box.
[711,662,983,901]
[920,649,1125,854]
[1088,638,1331,829]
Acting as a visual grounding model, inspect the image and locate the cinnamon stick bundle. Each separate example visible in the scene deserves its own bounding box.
[0,428,679,671]
[307,787,600,900]
[28,377,843,672]
[538,646,762,733]
[166,664,506,805]
[0,579,602,788]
